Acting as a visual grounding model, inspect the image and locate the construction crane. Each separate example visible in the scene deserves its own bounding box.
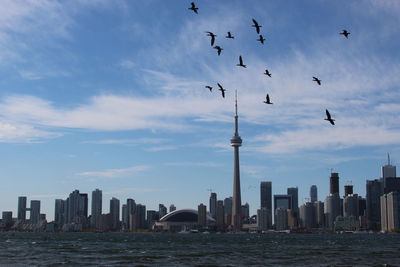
[328,168,334,174]
[346,180,353,185]
[207,188,213,193]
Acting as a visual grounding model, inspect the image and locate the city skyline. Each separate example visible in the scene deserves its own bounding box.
[0,1,400,220]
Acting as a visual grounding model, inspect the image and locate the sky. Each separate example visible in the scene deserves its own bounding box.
[1,0,400,221]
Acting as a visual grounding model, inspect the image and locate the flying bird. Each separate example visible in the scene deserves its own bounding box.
[264,94,273,104]
[252,18,262,34]
[340,29,350,38]
[214,45,223,56]
[324,109,335,125]
[217,83,226,98]
[236,55,247,68]
[226,32,234,39]
[264,69,271,77]
[205,31,216,46]
[257,35,266,44]
[313,76,321,85]
[205,85,212,92]
[188,2,198,14]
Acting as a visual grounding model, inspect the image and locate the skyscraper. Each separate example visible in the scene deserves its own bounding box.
[169,204,176,213]
[30,200,40,224]
[126,198,136,230]
[17,196,27,221]
[382,153,396,179]
[344,185,353,197]
[216,200,225,230]
[198,203,207,227]
[310,185,318,202]
[287,187,299,214]
[260,181,272,229]
[209,192,217,219]
[366,179,383,230]
[325,194,340,229]
[110,197,120,231]
[159,204,167,218]
[54,199,66,227]
[330,172,340,195]
[66,190,88,223]
[231,92,242,231]
[91,189,102,229]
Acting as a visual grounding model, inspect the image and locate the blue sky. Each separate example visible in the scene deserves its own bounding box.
[1,0,400,221]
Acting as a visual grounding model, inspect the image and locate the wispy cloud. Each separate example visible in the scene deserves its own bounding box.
[76,165,150,179]
[104,187,166,195]
[82,138,168,146]
[164,162,223,168]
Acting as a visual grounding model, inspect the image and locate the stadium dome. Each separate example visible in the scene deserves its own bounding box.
[159,209,216,223]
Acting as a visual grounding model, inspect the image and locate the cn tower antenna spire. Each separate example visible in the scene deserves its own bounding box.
[235,90,238,116]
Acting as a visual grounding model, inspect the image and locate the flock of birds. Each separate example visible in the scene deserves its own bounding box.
[189,2,350,126]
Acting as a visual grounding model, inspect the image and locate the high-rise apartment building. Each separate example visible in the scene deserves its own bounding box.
[310,185,318,202]
[299,202,315,230]
[381,192,400,232]
[216,200,224,230]
[330,172,339,195]
[66,190,88,223]
[54,199,66,227]
[126,198,136,230]
[159,204,167,219]
[287,187,299,214]
[260,181,272,228]
[343,194,359,218]
[325,193,340,229]
[91,189,102,229]
[209,192,217,219]
[198,203,207,227]
[366,179,383,230]
[30,200,41,224]
[110,197,120,231]
[169,204,176,213]
[17,196,27,221]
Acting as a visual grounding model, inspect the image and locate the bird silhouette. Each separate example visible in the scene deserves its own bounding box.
[226,32,234,39]
[313,76,321,85]
[188,2,198,14]
[264,94,273,104]
[252,18,262,34]
[264,69,271,77]
[236,55,247,68]
[324,109,335,125]
[340,29,350,38]
[205,31,216,46]
[214,45,223,56]
[205,85,212,92]
[257,35,266,44]
[217,83,226,98]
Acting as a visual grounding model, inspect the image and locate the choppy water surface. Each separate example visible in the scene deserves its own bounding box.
[1,232,400,266]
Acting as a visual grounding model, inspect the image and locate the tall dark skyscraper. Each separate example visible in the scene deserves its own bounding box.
[310,185,318,202]
[110,197,120,230]
[231,92,242,231]
[287,187,299,214]
[209,192,217,219]
[330,172,339,195]
[260,181,272,228]
[91,189,102,228]
[30,200,41,224]
[17,196,27,221]
[66,190,88,223]
[366,179,383,230]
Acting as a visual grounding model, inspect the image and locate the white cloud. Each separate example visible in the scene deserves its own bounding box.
[76,165,150,179]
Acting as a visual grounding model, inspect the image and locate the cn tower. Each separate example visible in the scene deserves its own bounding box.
[231,91,242,231]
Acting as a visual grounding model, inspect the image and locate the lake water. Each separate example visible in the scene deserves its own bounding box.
[1,232,400,266]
